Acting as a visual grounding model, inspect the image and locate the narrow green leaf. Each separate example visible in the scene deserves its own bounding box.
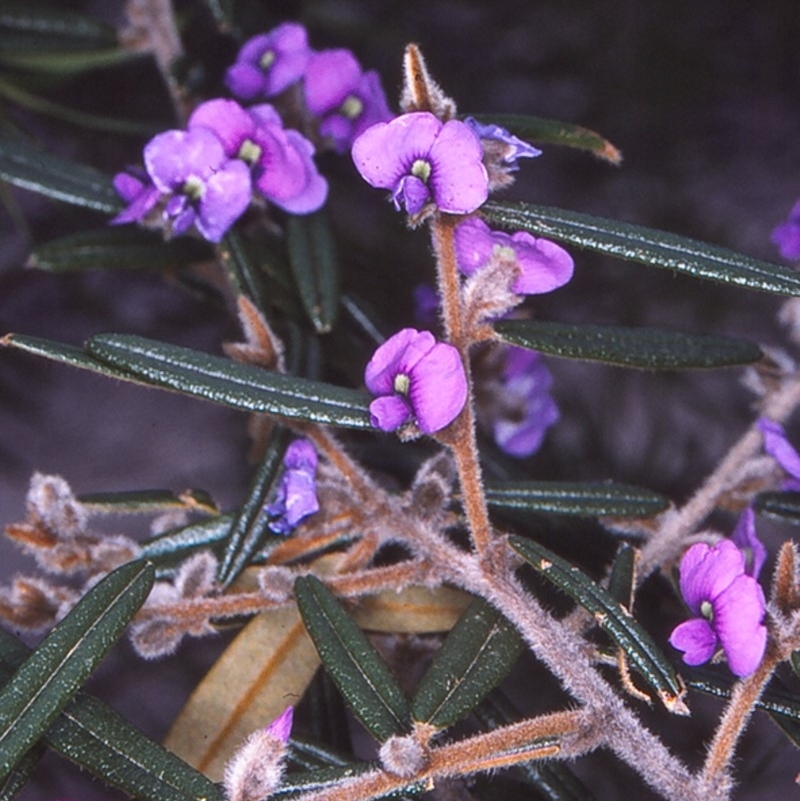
[28,227,211,272]
[140,513,233,562]
[771,712,800,751]
[78,488,217,516]
[0,628,223,801]
[412,598,524,728]
[86,333,373,428]
[0,2,116,43]
[0,745,42,801]
[482,200,800,296]
[509,537,687,713]
[294,575,411,741]
[754,491,800,526]
[465,112,621,164]
[218,230,272,314]
[0,46,139,74]
[607,545,636,609]
[0,132,120,212]
[217,426,292,587]
[287,209,340,333]
[493,319,762,370]
[0,560,154,782]
[484,481,669,518]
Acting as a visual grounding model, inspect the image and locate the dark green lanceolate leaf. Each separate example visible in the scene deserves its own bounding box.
[484,481,669,518]
[29,227,212,272]
[509,537,687,713]
[412,598,524,728]
[465,112,621,164]
[140,513,233,562]
[218,230,273,314]
[217,426,292,587]
[0,1,116,43]
[474,694,595,801]
[754,491,800,526]
[0,133,120,212]
[79,488,217,515]
[607,545,636,609]
[295,576,411,741]
[86,334,374,429]
[287,209,340,333]
[493,319,762,370]
[482,201,800,296]
[0,560,154,782]
[0,628,223,801]
[0,746,41,801]
[0,46,138,74]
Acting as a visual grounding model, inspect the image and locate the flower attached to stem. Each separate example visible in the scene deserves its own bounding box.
[352,112,488,217]
[225,23,312,101]
[266,439,319,535]
[364,328,467,435]
[669,540,767,677]
[464,117,542,190]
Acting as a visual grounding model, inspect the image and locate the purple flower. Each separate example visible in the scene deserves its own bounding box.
[757,417,800,490]
[669,540,767,677]
[225,22,311,101]
[464,117,542,169]
[304,49,392,154]
[142,127,252,242]
[454,217,573,295]
[266,439,319,535]
[478,346,559,458]
[731,507,766,579]
[188,98,327,215]
[110,167,161,226]
[352,112,489,216]
[772,200,800,260]
[364,328,467,434]
[265,706,294,742]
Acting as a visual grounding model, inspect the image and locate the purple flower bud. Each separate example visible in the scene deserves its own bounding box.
[188,98,327,215]
[731,507,766,579]
[304,49,392,154]
[477,346,559,458]
[364,328,467,434]
[352,112,489,216]
[266,439,319,535]
[464,117,542,169]
[265,705,293,742]
[454,217,573,295]
[758,416,800,490]
[142,127,252,242]
[225,22,312,101]
[669,540,767,677]
[772,200,800,261]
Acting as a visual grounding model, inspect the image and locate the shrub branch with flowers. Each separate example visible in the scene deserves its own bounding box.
[3,4,800,801]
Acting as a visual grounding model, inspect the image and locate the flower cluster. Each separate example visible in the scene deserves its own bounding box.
[112,98,326,242]
[225,22,392,153]
[669,540,767,677]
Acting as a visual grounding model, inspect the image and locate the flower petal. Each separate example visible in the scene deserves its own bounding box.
[713,574,767,677]
[678,540,745,613]
[369,395,413,431]
[188,99,254,157]
[669,618,719,666]
[352,112,441,190]
[454,218,496,276]
[428,119,488,214]
[510,232,574,294]
[195,160,252,243]
[758,417,800,481]
[408,341,467,433]
[304,49,360,115]
[364,329,436,395]
[731,507,766,579]
[144,128,226,191]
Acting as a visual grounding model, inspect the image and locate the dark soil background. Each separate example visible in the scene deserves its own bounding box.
[1,1,800,798]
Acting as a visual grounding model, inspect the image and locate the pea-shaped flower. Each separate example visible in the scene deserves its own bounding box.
[669,540,767,678]
[352,112,489,215]
[266,439,319,535]
[364,328,467,434]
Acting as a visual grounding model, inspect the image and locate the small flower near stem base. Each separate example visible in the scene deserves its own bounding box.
[364,328,467,435]
[266,439,319,535]
[352,112,488,216]
[669,540,767,677]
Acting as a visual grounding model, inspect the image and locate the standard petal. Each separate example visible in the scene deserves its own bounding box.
[511,233,575,294]
[364,329,434,394]
[454,218,496,276]
[678,540,745,612]
[304,49,360,114]
[225,62,265,100]
[144,128,225,191]
[188,99,254,157]
[352,112,441,190]
[195,160,251,242]
[713,575,767,677]
[369,395,413,431]
[428,119,488,214]
[408,342,467,433]
[669,618,718,666]
[758,417,800,481]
